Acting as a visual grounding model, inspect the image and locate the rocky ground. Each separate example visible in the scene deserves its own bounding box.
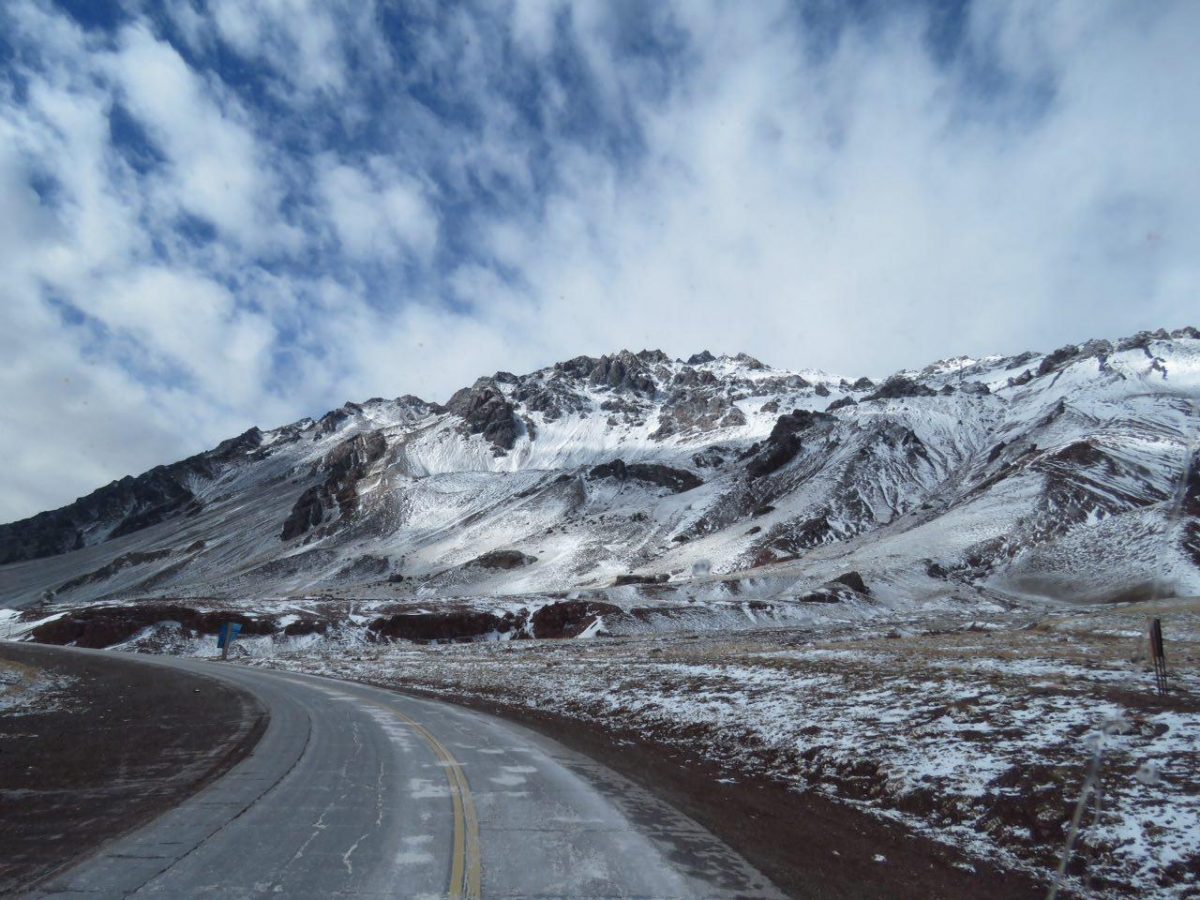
[242,597,1200,899]
[0,643,266,893]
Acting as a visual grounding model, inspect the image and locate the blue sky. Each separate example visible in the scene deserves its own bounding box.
[2,0,1197,522]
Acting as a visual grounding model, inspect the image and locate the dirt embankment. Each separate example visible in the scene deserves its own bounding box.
[0,643,266,893]
[22,596,630,646]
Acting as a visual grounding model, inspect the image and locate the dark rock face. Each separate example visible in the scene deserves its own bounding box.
[851,377,875,391]
[832,571,870,594]
[687,351,716,365]
[748,436,801,479]
[827,396,857,412]
[31,604,273,649]
[368,610,512,643]
[797,579,871,604]
[796,587,844,604]
[1036,345,1081,377]
[283,618,329,636]
[613,573,670,586]
[531,600,622,638]
[280,431,388,541]
[864,376,937,401]
[1008,369,1034,387]
[768,410,833,444]
[445,378,521,451]
[280,487,325,541]
[315,407,352,437]
[513,376,589,423]
[1171,326,1199,339]
[1183,451,1200,518]
[1117,331,1169,352]
[1079,339,1114,358]
[589,459,703,493]
[747,410,832,479]
[0,427,265,566]
[651,386,745,439]
[691,447,728,469]
[553,351,663,393]
[588,351,660,394]
[472,549,537,570]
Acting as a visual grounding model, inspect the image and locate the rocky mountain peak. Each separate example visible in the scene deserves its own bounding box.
[444,377,521,452]
[3,326,1199,611]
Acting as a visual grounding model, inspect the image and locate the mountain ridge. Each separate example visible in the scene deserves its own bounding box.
[2,326,1198,611]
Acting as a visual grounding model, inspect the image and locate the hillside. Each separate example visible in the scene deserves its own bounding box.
[2,327,1198,616]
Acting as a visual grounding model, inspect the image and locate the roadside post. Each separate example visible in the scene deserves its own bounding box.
[218,622,242,660]
[1149,618,1168,695]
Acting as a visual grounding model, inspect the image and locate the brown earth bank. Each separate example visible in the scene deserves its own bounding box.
[338,678,1049,900]
[0,643,266,894]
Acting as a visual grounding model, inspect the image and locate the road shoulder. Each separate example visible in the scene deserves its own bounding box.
[0,643,267,894]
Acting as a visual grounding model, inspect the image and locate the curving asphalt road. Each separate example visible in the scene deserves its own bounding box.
[30,654,780,899]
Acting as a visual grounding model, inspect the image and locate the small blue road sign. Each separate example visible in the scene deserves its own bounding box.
[217,622,242,648]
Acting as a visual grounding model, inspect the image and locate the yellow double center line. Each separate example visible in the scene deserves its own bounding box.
[367,700,482,898]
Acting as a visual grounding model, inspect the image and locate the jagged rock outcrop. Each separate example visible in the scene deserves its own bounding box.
[865,376,938,401]
[589,459,703,493]
[832,571,870,594]
[471,549,537,570]
[746,410,833,479]
[1036,344,1082,377]
[651,383,746,439]
[280,431,387,541]
[445,378,522,451]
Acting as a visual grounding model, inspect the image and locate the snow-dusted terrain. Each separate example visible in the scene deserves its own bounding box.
[2,328,1197,625]
[4,327,1199,896]
[245,597,1200,898]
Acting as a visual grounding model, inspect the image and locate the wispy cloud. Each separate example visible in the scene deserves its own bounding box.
[1,0,1197,521]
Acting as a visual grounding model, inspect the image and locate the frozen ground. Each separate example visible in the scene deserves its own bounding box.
[239,598,1200,898]
[0,656,70,715]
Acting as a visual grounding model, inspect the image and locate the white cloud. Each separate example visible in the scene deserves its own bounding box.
[318,158,438,262]
[459,0,1200,373]
[206,0,387,98]
[510,0,561,58]
[2,0,1199,524]
[106,23,297,254]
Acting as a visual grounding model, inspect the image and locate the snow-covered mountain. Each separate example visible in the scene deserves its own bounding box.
[2,328,1198,611]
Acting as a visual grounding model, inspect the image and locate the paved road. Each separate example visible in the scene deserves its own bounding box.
[30,654,780,898]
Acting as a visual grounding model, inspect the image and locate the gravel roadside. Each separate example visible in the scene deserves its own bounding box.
[0,643,266,894]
